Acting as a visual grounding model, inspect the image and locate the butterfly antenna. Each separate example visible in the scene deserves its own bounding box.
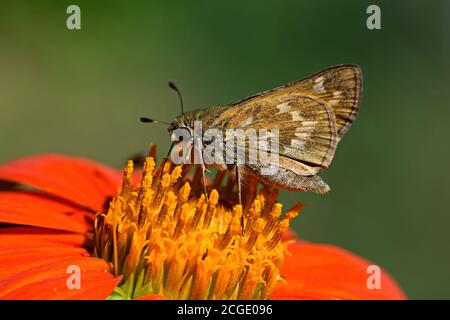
[139,117,170,125]
[168,81,184,115]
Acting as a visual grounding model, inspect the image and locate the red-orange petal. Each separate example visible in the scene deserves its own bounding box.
[0,154,121,211]
[0,227,90,279]
[0,192,93,232]
[0,247,89,279]
[0,257,117,300]
[0,227,87,249]
[271,242,406,300]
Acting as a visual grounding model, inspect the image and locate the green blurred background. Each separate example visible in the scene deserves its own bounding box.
[1,0,449,299]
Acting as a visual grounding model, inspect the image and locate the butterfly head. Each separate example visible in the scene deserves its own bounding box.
[167,113,196,143]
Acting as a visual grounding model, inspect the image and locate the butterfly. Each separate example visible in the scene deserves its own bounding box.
[142,64,362,203]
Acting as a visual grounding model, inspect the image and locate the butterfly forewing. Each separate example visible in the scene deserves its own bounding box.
[214,94,338,171]
[231,64,362,140]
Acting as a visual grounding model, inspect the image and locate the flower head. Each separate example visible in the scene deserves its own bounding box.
[96,157,302,299]
[0,151,405,300]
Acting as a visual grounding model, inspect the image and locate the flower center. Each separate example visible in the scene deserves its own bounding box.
[94,156,303,300]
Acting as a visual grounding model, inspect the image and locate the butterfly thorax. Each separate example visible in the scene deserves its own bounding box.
[167,106,231,135]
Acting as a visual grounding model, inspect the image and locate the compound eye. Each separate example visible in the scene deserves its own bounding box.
[171,127,191,143]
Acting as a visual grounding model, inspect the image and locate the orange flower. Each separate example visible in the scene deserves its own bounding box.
[0,153,405,300]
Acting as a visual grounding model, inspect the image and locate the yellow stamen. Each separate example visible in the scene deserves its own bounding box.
[94,154,303,300]
[203,189,219,228]
[263,203,282,236]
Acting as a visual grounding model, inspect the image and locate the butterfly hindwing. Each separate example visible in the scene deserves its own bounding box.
[244,164,330,193]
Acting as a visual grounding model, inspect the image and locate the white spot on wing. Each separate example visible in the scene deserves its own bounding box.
[289,111,304,121]
[301,120,319,127]
[313,76,325,93]
[314,76,325,83]
[276,102,291,114]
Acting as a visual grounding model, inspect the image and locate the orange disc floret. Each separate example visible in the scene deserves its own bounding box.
[95,156,304,300]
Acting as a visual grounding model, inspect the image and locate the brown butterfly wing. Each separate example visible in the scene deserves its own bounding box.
[243,164,330,193]
[207,65,362,192]
[231,64,362,140]
[213,94,338,175]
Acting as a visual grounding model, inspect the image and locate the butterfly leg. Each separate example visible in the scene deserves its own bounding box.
[195,138,208,200]
[235,165,244,235]
[201,162,208,200]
